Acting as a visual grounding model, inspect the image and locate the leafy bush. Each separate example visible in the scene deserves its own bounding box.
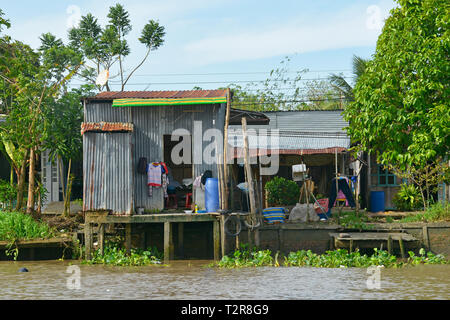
[265,176,300,206]
[393,183,423,211]
[0,179,16,210]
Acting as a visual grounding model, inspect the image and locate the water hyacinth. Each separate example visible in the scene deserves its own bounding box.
[84,244,163,266]
[215,246,448,269]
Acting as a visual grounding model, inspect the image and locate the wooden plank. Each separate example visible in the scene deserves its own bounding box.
[86,213,218,224]
[213,219,220,261]
[329,232,417,241]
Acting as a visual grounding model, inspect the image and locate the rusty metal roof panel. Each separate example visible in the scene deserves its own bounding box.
[87,89,228,101]
[81,122,133,135]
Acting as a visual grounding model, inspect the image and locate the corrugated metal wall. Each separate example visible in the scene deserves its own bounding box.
[83,101,225,213]
[83,132,133,214]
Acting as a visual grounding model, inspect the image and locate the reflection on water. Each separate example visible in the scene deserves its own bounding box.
[0,260,449,300]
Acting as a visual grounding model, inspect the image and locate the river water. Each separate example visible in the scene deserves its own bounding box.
[0,260,449,300]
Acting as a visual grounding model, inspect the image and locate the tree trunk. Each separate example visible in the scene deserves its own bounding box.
[15,155,28,211]
[26,147,36,214]
[63,158,72,217]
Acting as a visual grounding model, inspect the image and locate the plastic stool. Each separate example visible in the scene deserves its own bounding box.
[166,194,177,209]
[185,193,192,208]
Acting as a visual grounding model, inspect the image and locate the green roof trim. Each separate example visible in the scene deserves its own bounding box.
[112,97,227,107]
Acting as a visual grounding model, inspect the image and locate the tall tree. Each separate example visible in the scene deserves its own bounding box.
[344,0,449,173]
[68,3,165,91]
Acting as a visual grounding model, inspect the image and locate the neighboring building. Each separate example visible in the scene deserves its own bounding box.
[228,110,354,208]
[81,90,268,215]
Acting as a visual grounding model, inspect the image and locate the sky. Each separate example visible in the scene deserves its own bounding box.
[1,0,398,92]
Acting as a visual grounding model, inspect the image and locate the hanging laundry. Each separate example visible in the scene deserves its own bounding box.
[147,162,162,197]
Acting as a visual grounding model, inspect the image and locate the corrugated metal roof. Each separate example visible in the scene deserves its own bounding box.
[228,131,350,152]
[227,110,350,156]
[233,110,348,132]
[87,89,228,101]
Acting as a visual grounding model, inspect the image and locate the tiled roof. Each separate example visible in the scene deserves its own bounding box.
[86,89,228,101]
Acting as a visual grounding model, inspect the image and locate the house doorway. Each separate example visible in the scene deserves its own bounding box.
[163,134,193,209]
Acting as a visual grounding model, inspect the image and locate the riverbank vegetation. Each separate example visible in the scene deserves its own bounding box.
[214,245,448,269]
[82,242,163,267]
[0,210,55,242]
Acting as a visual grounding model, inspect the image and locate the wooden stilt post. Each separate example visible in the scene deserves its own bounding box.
[98,223,105,256]
[220,215,226,258]
[84,222,93,260]
[125,223,132,255]
[164,221,173,263]
[222,88,231,210]
[178,223,184,259]
[399,237,406,259]
[422,226,430,251]
[213,219,220,261]
[387,235,393,255]
[335,148,340,224]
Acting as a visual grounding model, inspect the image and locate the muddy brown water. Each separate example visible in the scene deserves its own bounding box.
[0,260,449,300]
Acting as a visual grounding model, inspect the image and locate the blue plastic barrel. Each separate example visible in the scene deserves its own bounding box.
[205,178,220,213]
[370,191,385,212]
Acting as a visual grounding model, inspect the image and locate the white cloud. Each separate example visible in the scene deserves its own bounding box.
[183,1,395,66]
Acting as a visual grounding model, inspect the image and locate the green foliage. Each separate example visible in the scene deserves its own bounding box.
[393,183,423,211]
[83,243,162,266]
[0,210,55,242]
[215,247,447,269]
[0,179,16,209]
[398,201,450,223]
[344,0,449,170]
[68,4,165,91]
[407,248,448,265]
[284,248,400,268]
[217,244,273,268]
[338,211,373,230]
[0,8,10,32]
[264,176,300,206]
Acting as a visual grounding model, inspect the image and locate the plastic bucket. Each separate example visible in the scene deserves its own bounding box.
[370,191,385,212]
[205,178,220,213]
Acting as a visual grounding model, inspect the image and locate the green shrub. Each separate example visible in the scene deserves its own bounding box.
[0,179,17,210]
[264,176,300,206]
[393,183,423,211]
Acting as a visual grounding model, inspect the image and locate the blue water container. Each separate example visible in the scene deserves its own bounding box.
[370,191,385,212]
[205,178,220,213]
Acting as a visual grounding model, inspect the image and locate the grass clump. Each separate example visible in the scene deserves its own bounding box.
[398,202,449,223]
[0,210,55,242]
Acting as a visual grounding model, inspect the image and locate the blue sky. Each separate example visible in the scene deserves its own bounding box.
[1,0,397,91]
